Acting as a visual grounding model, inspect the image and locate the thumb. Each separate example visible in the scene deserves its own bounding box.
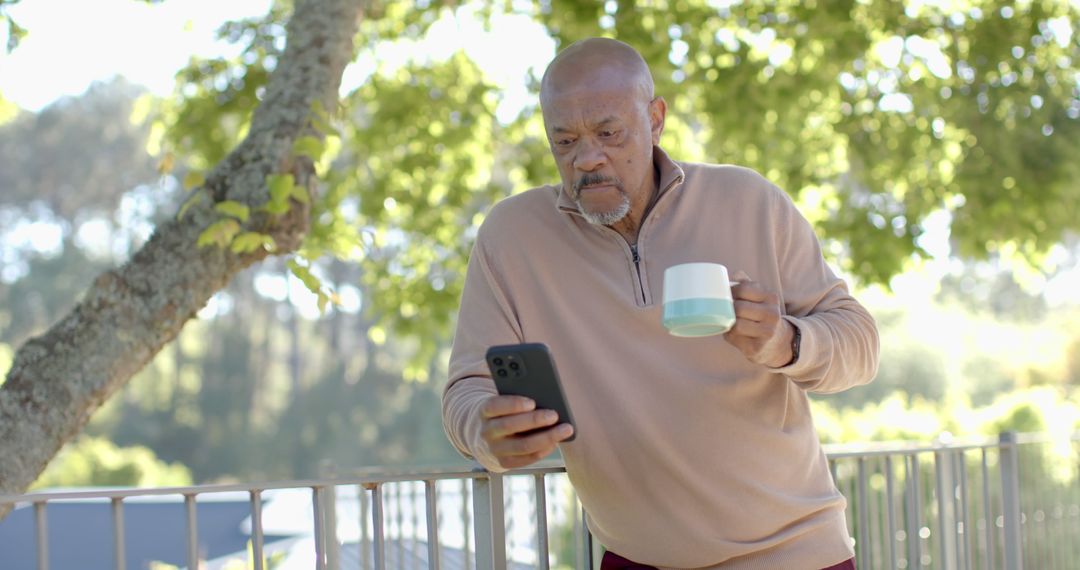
[731,270,751,285]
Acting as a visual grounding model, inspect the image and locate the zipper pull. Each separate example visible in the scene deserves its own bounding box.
[630,244,640,263]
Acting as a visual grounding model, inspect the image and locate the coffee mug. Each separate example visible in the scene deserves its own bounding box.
[662,262,737,337]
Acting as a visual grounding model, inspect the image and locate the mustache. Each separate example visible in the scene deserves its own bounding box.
[573,174,622,193]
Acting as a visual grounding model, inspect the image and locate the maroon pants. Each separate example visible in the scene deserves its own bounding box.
[600,551,856,570]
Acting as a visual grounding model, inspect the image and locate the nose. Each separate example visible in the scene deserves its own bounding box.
[572,137,606,172]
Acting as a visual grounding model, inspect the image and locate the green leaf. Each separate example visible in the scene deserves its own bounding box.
[287,259,322,294]
[292,136,325,161]
[214,200,250,222]
[267,173,294,202]
[183,171,206,191]
[264,201,291,215]
[177,191,204,220]
[290,183,310,205]
[264,173,296,215]
[197,219,241,249]
[286,258,337,314]
[309,100,333,135]
[230,231,275,254]
[5,18,26,53]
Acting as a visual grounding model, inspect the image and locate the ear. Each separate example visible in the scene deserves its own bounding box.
[649,96,667,145]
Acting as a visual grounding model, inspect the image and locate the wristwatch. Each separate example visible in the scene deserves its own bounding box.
[784,323,801,367]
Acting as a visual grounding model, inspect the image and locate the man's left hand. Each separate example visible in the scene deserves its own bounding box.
[723,270,794,368]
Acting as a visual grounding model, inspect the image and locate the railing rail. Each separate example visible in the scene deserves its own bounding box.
[2,432,1079,570]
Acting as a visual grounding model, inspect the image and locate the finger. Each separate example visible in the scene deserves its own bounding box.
[733,300,780,324]
[498,451,551,470]
[725,318,773,340]
[490,423,574,458]
[483,409,561,440]
[731,270,751,283]
[732,281,775,304]
[480,395,536,419]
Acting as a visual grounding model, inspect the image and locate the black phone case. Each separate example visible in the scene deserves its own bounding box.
[485,343,576,441]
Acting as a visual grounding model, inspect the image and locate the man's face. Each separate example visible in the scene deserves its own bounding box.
[541,71,664,227]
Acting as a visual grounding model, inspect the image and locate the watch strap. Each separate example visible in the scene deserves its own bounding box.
[783,323,801,367]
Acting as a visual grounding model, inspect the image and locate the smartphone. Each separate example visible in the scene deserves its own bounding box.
[485,343,576,441]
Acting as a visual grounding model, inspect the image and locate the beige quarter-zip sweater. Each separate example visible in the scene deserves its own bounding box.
[442,146,879,569]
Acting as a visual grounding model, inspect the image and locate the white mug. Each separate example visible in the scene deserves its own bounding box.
[662,262,737,337]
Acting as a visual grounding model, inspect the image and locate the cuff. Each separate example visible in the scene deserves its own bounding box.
[769,316,828,387]
[442,376,508,473]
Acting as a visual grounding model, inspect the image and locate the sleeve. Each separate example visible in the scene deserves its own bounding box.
[766,185,880,393]
[441,230,524,472]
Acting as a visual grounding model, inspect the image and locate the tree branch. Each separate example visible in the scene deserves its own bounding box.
[0,0,361,517]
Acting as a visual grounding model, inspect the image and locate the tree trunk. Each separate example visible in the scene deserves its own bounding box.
[0,0,361,517]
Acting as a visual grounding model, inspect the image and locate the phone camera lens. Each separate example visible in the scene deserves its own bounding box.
[497,369,508,377]
[493,357,504,366]
[509,362,520,370]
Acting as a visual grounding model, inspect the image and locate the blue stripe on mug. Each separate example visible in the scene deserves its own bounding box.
[662,297,737,337]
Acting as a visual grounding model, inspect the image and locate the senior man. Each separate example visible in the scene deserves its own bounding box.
[442,37,879,569]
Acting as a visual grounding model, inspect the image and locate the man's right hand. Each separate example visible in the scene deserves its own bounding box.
[479,395,575,470]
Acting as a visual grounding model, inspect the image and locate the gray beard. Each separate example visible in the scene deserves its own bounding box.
[578,194,631,226]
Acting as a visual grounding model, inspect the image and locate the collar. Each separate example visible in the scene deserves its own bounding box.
[556,145,686,215]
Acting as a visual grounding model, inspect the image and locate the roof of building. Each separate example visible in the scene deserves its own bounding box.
[0,497,291,570]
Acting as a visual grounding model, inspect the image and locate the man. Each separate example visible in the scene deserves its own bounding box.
[442,37,879,569]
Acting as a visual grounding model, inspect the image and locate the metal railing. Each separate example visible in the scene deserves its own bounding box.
[1,431,1078,569]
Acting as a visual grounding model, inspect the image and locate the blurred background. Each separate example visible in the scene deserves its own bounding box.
[0,0,1078,495]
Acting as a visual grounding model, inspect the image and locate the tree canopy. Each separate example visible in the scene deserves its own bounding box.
[152,0,1080,364]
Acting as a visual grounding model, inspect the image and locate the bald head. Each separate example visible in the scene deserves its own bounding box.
[540,38,655,108]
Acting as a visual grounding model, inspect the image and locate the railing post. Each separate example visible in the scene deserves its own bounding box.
[34,502,48,570]
[324,484,339,570]
[856,457,871,569]
[249,490,265,570]
[999,432,1023,570]
[111,498,126,570]
[905,454,922,567]
[472,471,507,569]
[424,480,442,570]
[533,474,550,570]
[934,445,958,570]
[184,494,199,570]
[312,487,327,570]
[367,483,386,570]
[358,484,371,570]
[461,479,472,570]
[884,455,899,570]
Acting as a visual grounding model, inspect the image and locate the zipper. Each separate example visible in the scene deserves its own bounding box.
[625,175,683,306]
[630,243,645,303]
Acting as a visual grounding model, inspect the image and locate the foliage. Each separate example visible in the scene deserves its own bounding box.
[30,435,192,490]
[817,269,1080,411]
[71,262,465,482]
[0,79,159,219]
[820,387,1080,569]
[811,386,1080,444]
[0,92,17,125]
[0,240,118,346]
[0,0,24,53]
[0,82,464,484]
[143,0,1080,364]
[0,342,11,385]
[330,52,508,375]
[543,0,1080,281]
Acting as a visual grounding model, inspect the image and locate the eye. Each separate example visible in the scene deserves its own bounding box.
[599,129,619,138]
[555,137,575,147]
